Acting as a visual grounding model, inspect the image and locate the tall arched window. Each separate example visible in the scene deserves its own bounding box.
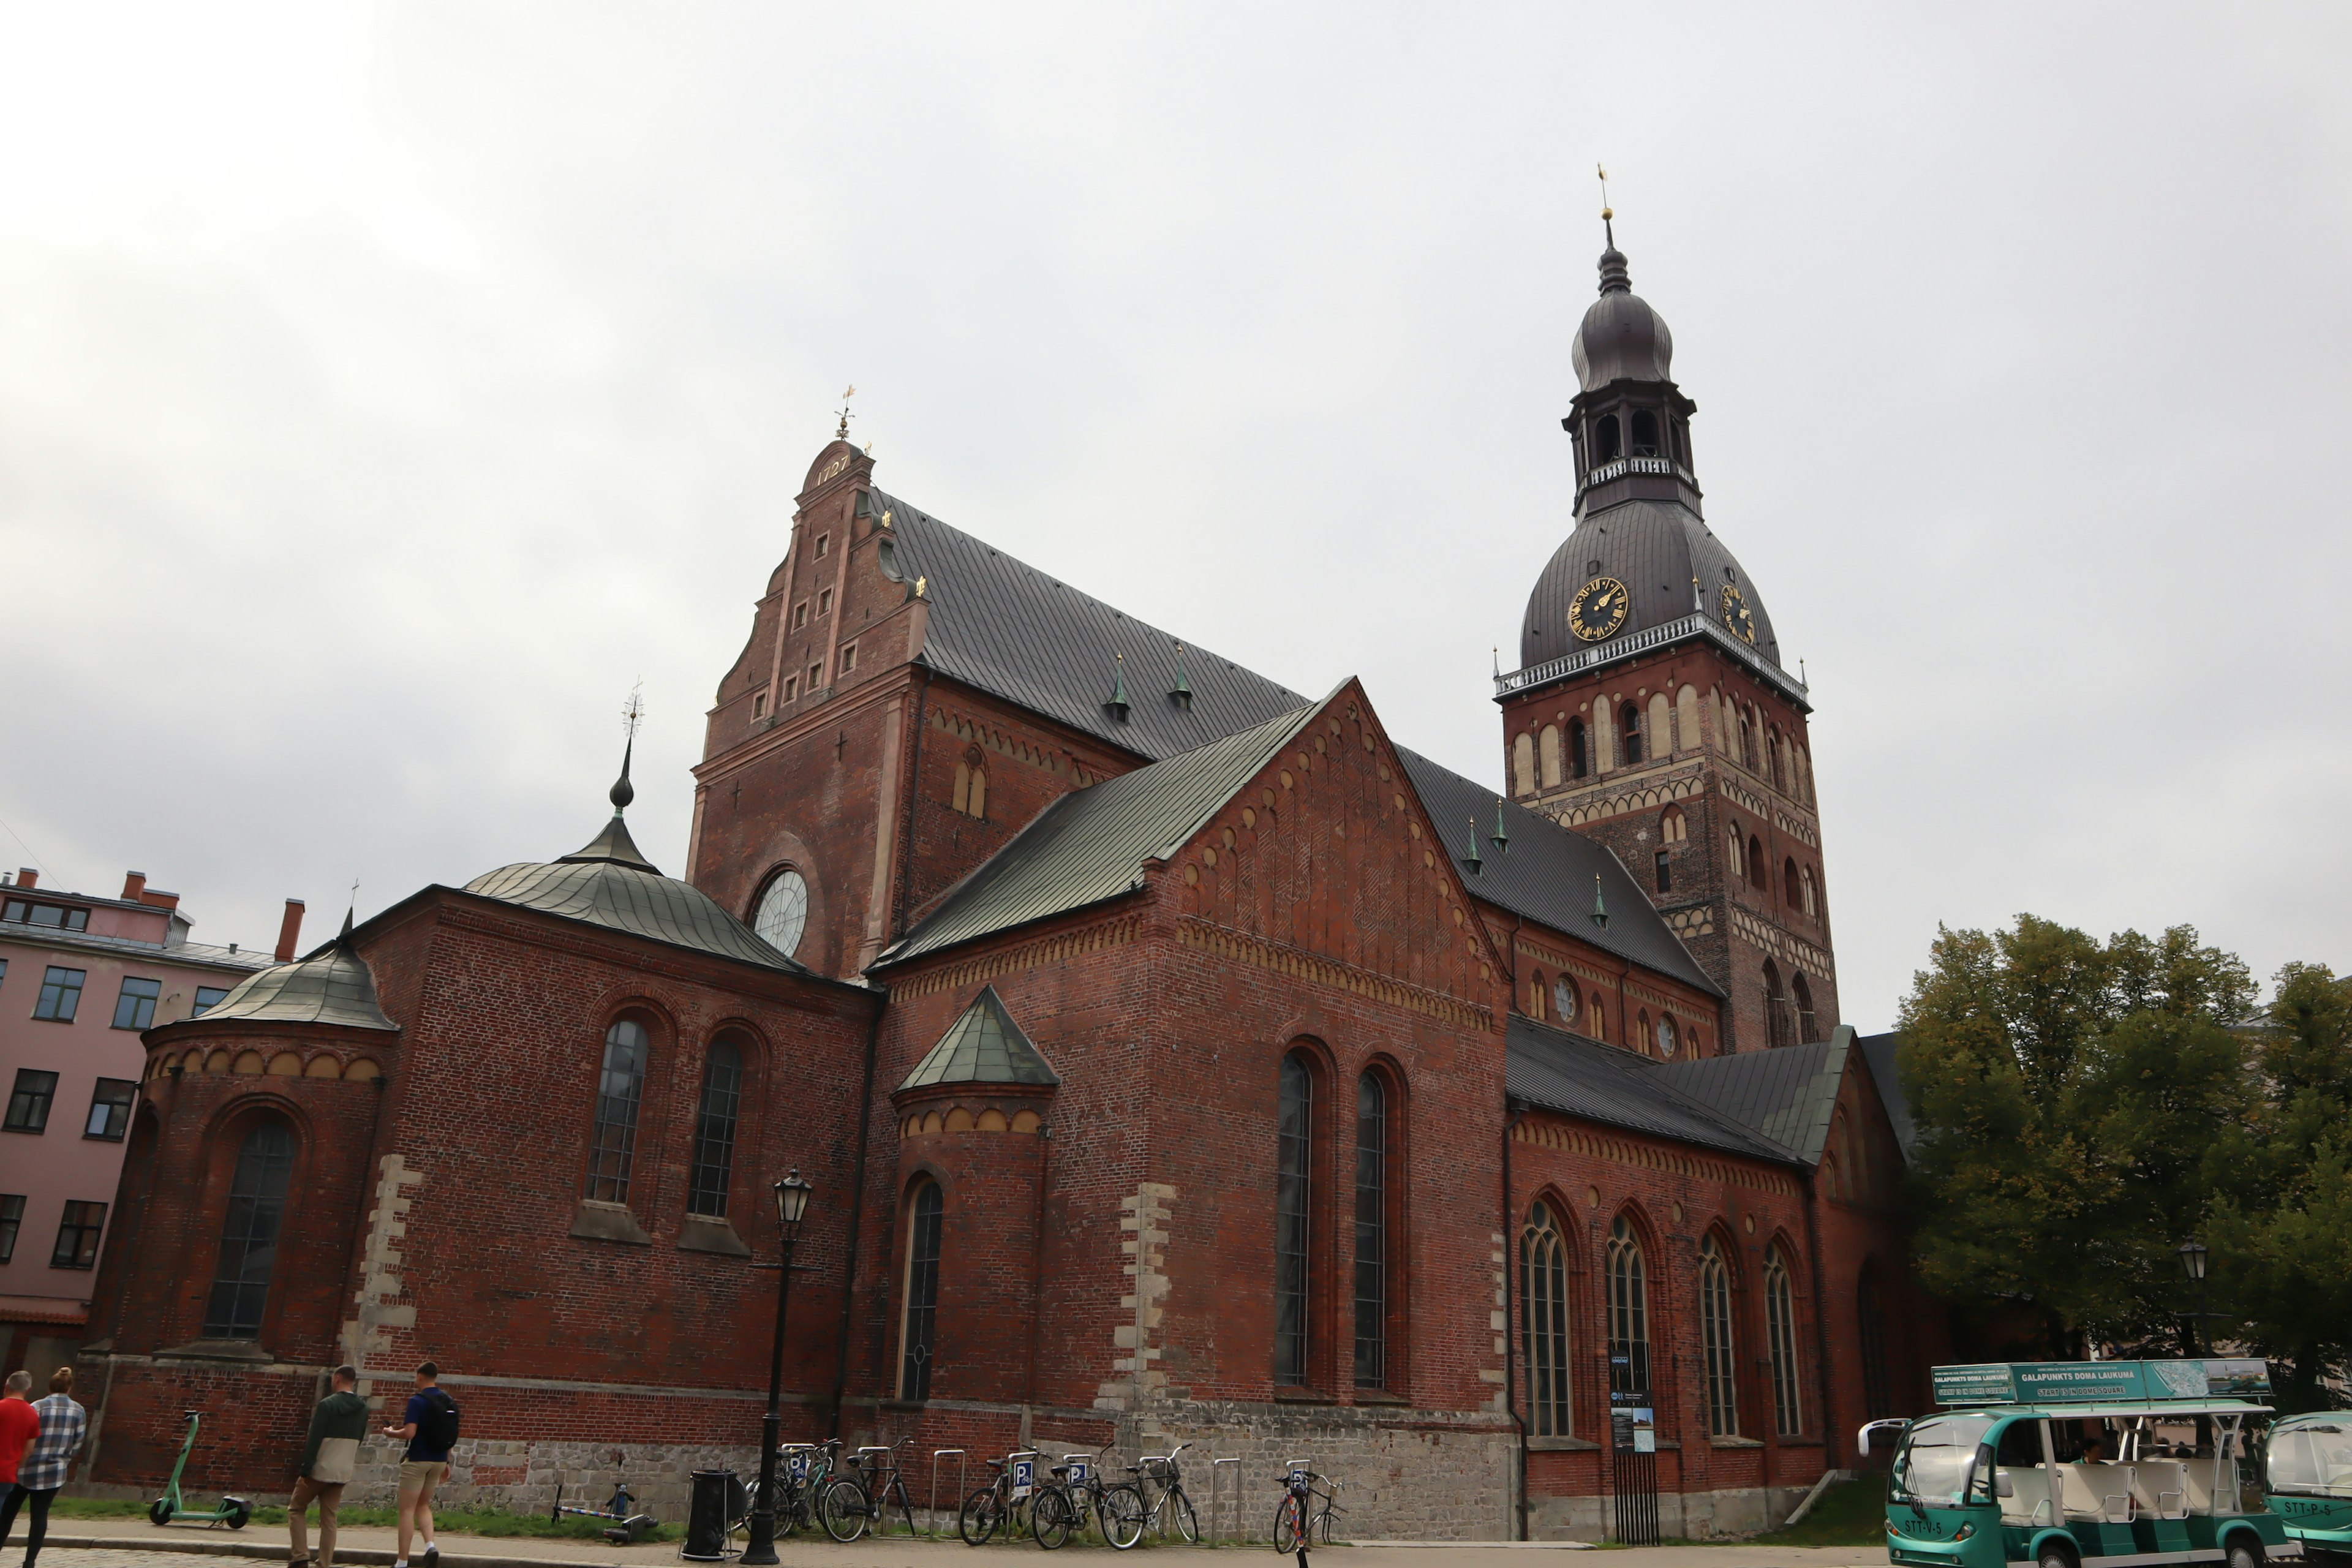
[1567,718,1588,779]
[1636,1009,1652,1055]
[1801,867,1818,918]
[1657,1016,1679,1058]
[1727,825,1744,878]
[1793,973,1819,1046]
[1675,685,1700,753]
[1763,962,1790,1049]
[203,1120,295,1338]
[753,868,809,957]
[687,1036,743,1218]
[1736,710,1753,768]
[1749,837,1768,892]
[1537,725,1562,788]
[1553,976,1578,1025]
[1858,1270,1893,1419]
[1275,1054,1314,1386]
[1513,732,1537,796]
[1647,693,1671,758]
[968,765,988,820]
[1660,805,1686,843]
[1630,409,1660,456]
[1620,703,1643,765]
[1588,992,1608,1042]
[1528,970,1548,1020]
[1521,1201,1570,1435]
[586,1017,649,1204]
[1783,858,1801,907]
[1765,1246,1803,1435]
[1354,1072,1390,1389]
[1594,413,1623,464]
[1698,1234,1739,1437]
[899,1179,943,1400]
[1606,1216,1649,1393]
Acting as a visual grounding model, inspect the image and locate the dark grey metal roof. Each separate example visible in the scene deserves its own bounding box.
[1517,499,1784,677]
[1855,1030,1915,1158]
[466,811,812,974]
[1646,1027,1853,1166]
[880,699,1325,967]
[1574,244,1675,391]
[899,985,1061,1090]
[192,920,398,1031]
[1507,1014,1800,1164]
[878,492,1311,760]
[1393,747,1719,995]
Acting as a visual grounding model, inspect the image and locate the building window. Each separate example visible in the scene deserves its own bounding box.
[1764,1246,1804,1434]
[1594,413,1622,464]
[112,976,162,1031]
[205,1121,295,1333]
[1801,867,1819,919]
[814,532,830,559]
[1749,836,1767,892]
[792,600,810,630]
[1727,824,1744,878]
[839,642,856,674]
[1698,1234,1739,1436]
[1526,970,1547,1020]
[783,675,799,702]
[3,902,89,932]
[951,756,989,820]
[1629,409,1660,456]
[51,1199,106,1270]
[1537,725,1562,788]
[818,587,833,617]
[1794,973,1819,1044]
[1763,960,1791,1048]
[1521,1200,1570,1436]
[753,867,810,956]
[1858,1271,1893,1418]
[1513,732,1537,796]
[899,1178,944,1399]
[1621,703,1643,765]
[1354,1071,1390,1389]
[1657,1016,1679,1057]
[687,1038,743,1218]
[1588,992,1607,1042]
[4,1069,58,1132]
[0,1195,20,1261]
[807,661,824,689]
[32,967,85,1022]
[1783,858,1801,908]
[585,1017,649,1205]
[1275,1054,1313,1385]
[192,986,230,1017]
[1654,850,1672,892]
[1554,976,1577,1027]
[85,1078,135,1140]
[1567,717,1588,778]
[1637,1009,1651,1054]
[753,691,767,718]
[1607,1216,1650,1393]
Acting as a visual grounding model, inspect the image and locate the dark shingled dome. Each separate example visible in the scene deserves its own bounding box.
[1518,501,1783,671]
[193,917,398,1031]
[1570,245,1674,391]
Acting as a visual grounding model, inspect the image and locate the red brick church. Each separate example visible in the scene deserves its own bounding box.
[81,233,1939,1540]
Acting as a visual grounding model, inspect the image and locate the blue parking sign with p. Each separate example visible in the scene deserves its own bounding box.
[1012,1457,1034,1499]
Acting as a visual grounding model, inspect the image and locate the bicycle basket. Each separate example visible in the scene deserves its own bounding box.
[1141,1458,1177,1483]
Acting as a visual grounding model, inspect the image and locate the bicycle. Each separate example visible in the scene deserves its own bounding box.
[821,1436,919,1542]
[1050,1444,1124,1545]
[743,1439,835,1540]
[958,1450,1042,1546]
[1272,1467,1341,1551]
[1105,1441,1198,1550]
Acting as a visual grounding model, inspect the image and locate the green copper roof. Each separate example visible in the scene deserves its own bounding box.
[899,986,1061,1091]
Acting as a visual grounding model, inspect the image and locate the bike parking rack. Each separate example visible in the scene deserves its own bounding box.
[1210,1455,1243,1542]
[926,1448,966,1537]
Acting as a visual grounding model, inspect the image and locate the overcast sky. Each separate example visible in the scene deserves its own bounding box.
[3,4,2347,1027]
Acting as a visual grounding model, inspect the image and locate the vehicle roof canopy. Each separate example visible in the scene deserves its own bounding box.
[1931,1359,2271,1409]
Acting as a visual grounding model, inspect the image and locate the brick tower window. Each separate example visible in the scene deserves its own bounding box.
[687,1036,744,1218]
[1749,836,1767,893]
[1765,1246,1804,1434]
[899,1178,943,1400]
[1594,413,1622,464]
[586,1017,650,1205]
[1275,1054,1314,1386]
[1520,1200,1570,1436]
[1698,1233,1738,1437]
[1606,1216,1649,1393]
[1654,850,1671,893]
[1620,703,1643,766]
[203,1119,294,1337]
[753,868,810,957]
[1793,973,1818,1046]
[1567,718,1588,779]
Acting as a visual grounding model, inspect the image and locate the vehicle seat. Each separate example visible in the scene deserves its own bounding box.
[1999,1467,2055,1526]
[2131,1461,2190,1520]
[2062,1463,2135,1523]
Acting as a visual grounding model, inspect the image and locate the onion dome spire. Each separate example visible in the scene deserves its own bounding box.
[1491,799,1510,853]
[1463,816,1483,876]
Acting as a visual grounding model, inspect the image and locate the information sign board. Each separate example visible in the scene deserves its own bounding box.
[1609,1389,1655,1452]
[1011,1456,1034,1501]
[1934,1359,2273,1406]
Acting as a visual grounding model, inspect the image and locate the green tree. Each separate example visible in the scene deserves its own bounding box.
[1898,916,2259,1353]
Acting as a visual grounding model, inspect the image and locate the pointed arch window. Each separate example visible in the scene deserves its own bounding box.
[1794,972,1819,1047]
[1528,970,1548,1020]
[1588,992,1608,1042]
[1858,1270,1894,1418]
[1765,1245,1804,1435]
[586,1017,649,1204]
[1698,1234,1739,1437]
[203,1119,295,1338]
[1521,1201,1571,1435]
[1537,725,1562,788]
[1621,703,1644,765]
[1636,1009,1652,1055]
[899,1178,943,1400]
[1727,825,1744,879]
[1764,961,1792,1049]
[1749,837,1768,892]
[1354,1071,1391,1389]
[1801,866,1819,918]
[687,1036,743,1217]
[1275,1054,1314,1385]
[1606,1216,1649,1393]
[1567,718,1589,779]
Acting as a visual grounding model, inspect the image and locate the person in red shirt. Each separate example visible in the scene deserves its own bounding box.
[0,1370,40,1490]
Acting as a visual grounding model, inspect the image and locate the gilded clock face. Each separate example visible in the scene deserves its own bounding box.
[1719,584,1757,644]
[1567,576,1630,642]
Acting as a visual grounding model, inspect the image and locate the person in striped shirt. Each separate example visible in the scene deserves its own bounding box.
[1,1366,86,1568]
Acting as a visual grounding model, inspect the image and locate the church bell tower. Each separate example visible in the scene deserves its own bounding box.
[1497,224,1838,1054]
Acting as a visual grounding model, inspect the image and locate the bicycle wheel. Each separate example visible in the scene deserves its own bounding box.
[821,1477,871,1543]
[1033,1486,1076,1550]
[959,1486,1003,1546]
[883,1479,919,1538]
[1316,1502,1339,1545]
[1169,1488,1199,1544]
[1100,1484,1147,1550]
[1274,1497,1303,1554]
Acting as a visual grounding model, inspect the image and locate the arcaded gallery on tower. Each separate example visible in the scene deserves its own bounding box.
[80,235,1936,1542]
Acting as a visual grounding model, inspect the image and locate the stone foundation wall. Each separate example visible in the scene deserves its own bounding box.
[1527,1480,1815,1542]
[341,1438,761,1516]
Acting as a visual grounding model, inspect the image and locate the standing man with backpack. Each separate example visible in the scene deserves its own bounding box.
[380,1362,459,1568]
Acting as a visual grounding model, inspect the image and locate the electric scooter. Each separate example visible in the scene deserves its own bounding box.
[147,1412,252,1529]
[552,1450,657,1543]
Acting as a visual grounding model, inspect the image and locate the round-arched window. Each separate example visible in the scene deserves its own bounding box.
[753,869,809,956]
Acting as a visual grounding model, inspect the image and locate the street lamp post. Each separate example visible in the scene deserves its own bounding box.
[2177,1240,2211,1356]
[742,1170,815,1568]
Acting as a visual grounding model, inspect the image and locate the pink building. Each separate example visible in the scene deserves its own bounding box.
[0,867,296,1377]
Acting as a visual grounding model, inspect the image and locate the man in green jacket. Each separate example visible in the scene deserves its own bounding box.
[290,1366,369,1568]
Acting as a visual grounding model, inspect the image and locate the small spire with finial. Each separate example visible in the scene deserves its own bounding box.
[1491,645,1500,680]
[1169,641,1193,710]
[1692,574,1704,614]
[1591,870,1610,930]
[1491,799,1510,853]
[1463,816,1483,876]
[1106,652,1130,722]
[1598,162,1614,248]
[1595,163,1631,295]
[612,684,643,815]
[834,385,856,440]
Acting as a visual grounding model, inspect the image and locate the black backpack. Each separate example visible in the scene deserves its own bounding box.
[422,1389,461,1450]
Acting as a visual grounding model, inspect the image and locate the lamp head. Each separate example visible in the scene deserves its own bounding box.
[775,1169,814,1232]
[2177,1239,2209,1282]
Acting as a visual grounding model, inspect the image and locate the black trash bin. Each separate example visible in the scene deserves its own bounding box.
[683,1468,738,1561]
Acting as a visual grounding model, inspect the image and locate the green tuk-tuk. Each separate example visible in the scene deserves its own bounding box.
[1861,1360,2297,1568]
[2267,1412,2352,1562]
